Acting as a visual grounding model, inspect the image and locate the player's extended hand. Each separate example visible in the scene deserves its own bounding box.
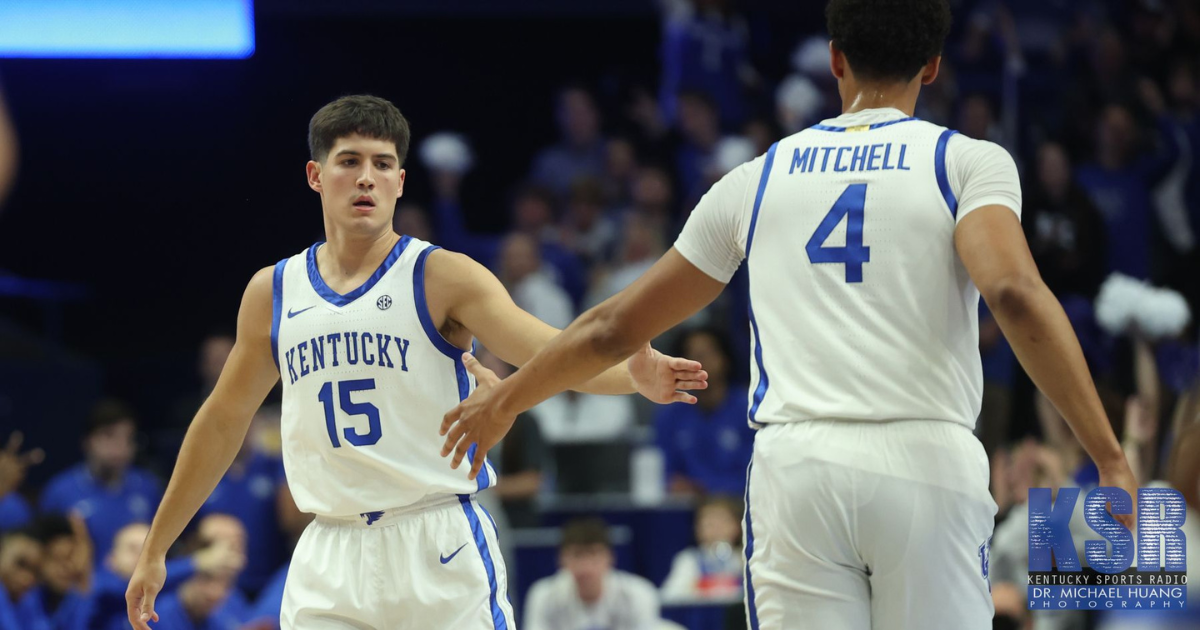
[440,353,509,481]
[126,555,166,630]
[627,344,707,404]
[1098,459,1139,531]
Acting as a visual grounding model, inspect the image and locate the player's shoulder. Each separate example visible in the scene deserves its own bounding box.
[943,130,1015,165]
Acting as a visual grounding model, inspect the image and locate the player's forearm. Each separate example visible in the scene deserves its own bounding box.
[986,279,1125,471]
[495,304,638,416]
[573,362,637,395]
[142,400,251,558]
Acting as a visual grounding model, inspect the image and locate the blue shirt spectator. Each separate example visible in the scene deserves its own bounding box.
[153,586,246,630]
[245,562,289,630]
[659,0,752,128]
[196,450,285,594]
[38,400,162,563]
[20,587,87,630]
[0,530,41,630]
[0,494,31,532]
[529,87,607,197]
[654,327,755,496]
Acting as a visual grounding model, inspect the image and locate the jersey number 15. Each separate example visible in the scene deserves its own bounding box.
[805,183,870,283]
[317,379,382,447]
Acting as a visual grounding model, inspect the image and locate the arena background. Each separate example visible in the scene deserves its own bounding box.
[1,1,1198,629]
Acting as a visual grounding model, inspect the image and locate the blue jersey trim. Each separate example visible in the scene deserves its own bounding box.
[743,461,760,630]
[306,235,412,307]
[270,259,287,371]
[935,129,959,219]
[458,495,509,630]
[745,142,778,424]
[809,116,918,132]
[414,245,492,491]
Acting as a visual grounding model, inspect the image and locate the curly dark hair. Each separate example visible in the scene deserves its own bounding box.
[826,0,952,83]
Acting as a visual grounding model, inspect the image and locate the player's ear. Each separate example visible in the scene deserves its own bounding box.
[396,169,406,199]
[921,56,942,86]
[306,161,322,193]
[828,41,846,81]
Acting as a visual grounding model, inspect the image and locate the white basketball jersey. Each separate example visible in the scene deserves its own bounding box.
[270,236,496,517]
[674,107,1021,431]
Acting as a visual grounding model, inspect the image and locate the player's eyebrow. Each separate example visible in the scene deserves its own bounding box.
[334,149,398,161]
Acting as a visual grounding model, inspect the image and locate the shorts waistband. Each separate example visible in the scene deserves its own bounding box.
[314,494,470,528]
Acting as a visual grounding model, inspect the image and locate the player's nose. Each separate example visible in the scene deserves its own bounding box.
[357,165,376,188]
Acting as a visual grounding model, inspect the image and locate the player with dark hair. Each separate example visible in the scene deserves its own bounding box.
[439,1,1139,628]
[125,94,706,630]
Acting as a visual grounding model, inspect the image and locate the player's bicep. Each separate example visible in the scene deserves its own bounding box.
[949,136,1022,224]
[205,267,280,420]
[672,157,758,283]
[954,205,1042,301]
[435,251,561,367]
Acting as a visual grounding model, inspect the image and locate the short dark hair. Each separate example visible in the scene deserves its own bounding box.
[674,326,735,369]
[86,399,136,437]
[308,95,412,165]
[32,514,74,545]
[560,517,610,550]
[826,0,952,83]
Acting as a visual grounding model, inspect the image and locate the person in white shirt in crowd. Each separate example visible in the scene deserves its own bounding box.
[498,232,575,330]
[660,495,744,603]
[524,518,660,630]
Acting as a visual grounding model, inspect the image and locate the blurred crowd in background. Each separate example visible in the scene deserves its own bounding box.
[3,0,1200,629]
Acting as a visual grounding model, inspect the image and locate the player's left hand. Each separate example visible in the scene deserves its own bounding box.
[626,344,707,404]
[440,353,514,481]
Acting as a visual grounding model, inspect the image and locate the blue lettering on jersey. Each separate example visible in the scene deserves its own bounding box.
[793,143,912,174]
[283,332,414,384]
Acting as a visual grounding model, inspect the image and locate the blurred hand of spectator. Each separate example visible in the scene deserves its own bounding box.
[1139,76,1167,117]
[66,513,93,592]
[0,432,43,498]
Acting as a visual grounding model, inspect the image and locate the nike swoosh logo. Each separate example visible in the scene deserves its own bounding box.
[287,306,315,319]
[440,544,468,564]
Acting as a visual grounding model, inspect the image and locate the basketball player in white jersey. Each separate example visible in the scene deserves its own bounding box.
[439,1,1141,628]
[124,95,708,630]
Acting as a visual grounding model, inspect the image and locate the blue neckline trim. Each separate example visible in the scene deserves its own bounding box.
[809,116,919,132]
[306,235,412,307]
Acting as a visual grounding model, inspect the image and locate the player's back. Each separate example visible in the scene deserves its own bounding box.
[271,236,496,516]
[677,107,1021,430]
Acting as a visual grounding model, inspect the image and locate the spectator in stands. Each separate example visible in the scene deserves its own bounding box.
[25,514,91,629]
[530,86,607,197]
[620,166,677,239]
[163,334,235,470]
[0,82,17,212]
[658,0,755,128]
[0,528,41,629]
[660,495,743,603]
[40,399,162,563]
[498,233,575,330]
[475,347,545,529]
[674,90,722,208]
[654,327,753,496]
[0,432,42,532]
[393,203,434,243]
[602,138,638,210]
[585,214,665,310]
[195,413,286,596]
[524,518,659,630]
[559,178,618,268]
[1023,141,1107,299]
[152,568,244,630]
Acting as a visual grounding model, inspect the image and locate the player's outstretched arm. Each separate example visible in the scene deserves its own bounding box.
[956,206,1137,524]
[125,267,281,630]
[440,248,726,479]
[424,248,707,401]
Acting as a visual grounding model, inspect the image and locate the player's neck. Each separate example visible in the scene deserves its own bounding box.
[840,80,920,117]
[319,229,401,280]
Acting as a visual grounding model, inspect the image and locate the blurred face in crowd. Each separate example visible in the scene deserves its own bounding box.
[198,514,247,556]
[1036,143,1071,200]
[696,503,741,547]
[958,95,994,141]
[107,523,149,579]
[1168,63,1196,107]
[308,133,405,238]
[85,418,136,479]
[558,88,601,148]
[40,535,83,594]
[632,168,673,210]
[393,203,433,242]
[677,94,719,147]
[0,534,42,601]
[682,331,728,387]
[1097,105,1136,165]
[617,215,663,264]
[499,234,542,285]
[606,139,637,183]
[199,335,234,390]
[180,571,234,620]
[513,193,554,234]
[560,543,613,603]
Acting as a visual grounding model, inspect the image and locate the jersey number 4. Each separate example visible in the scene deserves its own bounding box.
[318,379,382,447]
[805,183,870,283]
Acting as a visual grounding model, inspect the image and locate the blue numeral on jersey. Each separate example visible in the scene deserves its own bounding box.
[317,379,382,448]
[805,183,870,283]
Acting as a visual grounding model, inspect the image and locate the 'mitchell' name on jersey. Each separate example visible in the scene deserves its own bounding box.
[674,108,1022,431]
[270,236,495,517]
